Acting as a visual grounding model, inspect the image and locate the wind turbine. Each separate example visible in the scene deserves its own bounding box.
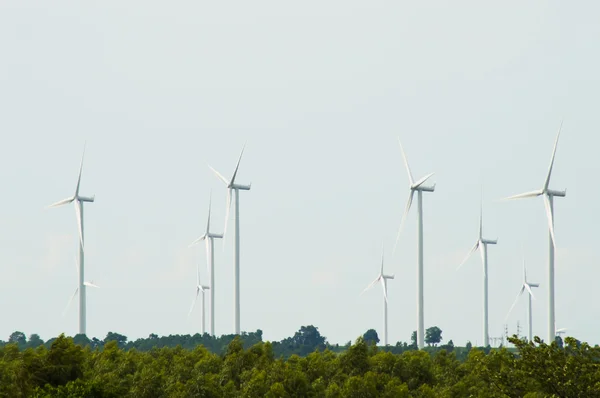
[189,193,223,336]
[188,262,210,335]
[555,327,568,337]
[505,254,539,342]
[394,138,435,349]
[456,189,497,347]
[209,145,251,335]
[48,144,95,336]
[503,122,565,343]
[361,245,395,346]
[63,255,100,321]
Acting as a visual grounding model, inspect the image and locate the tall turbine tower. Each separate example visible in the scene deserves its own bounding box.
[190,194,223,336]
[503,123,565,343]
[361,245,395,346]
[209,145,251,335]
[456,190,497,347]
[505,255,539,342]
[47,145,95,336]
[188,262,210,335]
[394,138,435,350]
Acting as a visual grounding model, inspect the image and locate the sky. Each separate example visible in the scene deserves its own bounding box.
[0,1,598,347]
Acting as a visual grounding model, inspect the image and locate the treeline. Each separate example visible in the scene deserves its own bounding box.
[0,333,598,397]
[0,325,456,359]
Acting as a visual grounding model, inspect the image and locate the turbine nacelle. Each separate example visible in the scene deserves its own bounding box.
[413,184,435,192]
[555,328,568,336]
[481,238,498,245]
[232,183,252,191]
[547,189,566,197]
[197,284,210,292]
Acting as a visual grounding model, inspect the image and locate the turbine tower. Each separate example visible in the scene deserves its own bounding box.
[209,145,251,335]
[394,138,435,350]
[361,244,395,346]
[503,123,565,343]
[456,190,497,347]
[190,194,223,336]
[188,262,210,335]
[48,145,95,336]
[505,254,539,342]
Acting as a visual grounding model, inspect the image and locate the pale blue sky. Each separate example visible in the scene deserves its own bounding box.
[0,1,598,346]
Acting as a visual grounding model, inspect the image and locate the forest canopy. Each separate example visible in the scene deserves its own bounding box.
[0,326,597,397]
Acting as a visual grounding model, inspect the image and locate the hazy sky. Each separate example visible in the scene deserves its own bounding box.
[0,1,598,346]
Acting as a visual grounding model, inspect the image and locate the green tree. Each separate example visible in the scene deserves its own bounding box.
[9,331,26,346]
[27,334,44,349]
[362,329,380,346]
[104,332,128,348]
[425,327,442,346]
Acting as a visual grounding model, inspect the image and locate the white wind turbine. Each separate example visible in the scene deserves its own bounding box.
[48,144,95,336]
[188,262,210,335]
[505,254,539,342]
[189,194,223,336]
[555,328,568,338]
[503,123,565,343]
[209,145,251,335]
[63,254,100,322]
[394,138,435,350]
[456,190,497,347]
[361,245,395,346]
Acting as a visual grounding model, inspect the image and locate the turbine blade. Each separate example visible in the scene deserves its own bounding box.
[205,238,211,277]
[412,172,435,189]
[47,197,74,208]
[456,241,479,271]
[230,144,246,186]
[521,242,526,283]
[380,243,384,275]
[62,288,79,317]
[83,281,100,288]
[543,193,557,251]
[479,186,483,239]
[361,276,381,296]
[188,288,200,318]
[75,143,86,196]
[397,137,414,185]
[206,192,212,235]
[189,234,206,248]
[381,279,388,303]
[504,286,525,322]
[393,190,414,255]
[503,190,543,200]
[74,199,84,252]
[222,188,233,251]
[544,121,563,191]
[196,260,201,286]
[479,242,486,268]
[208,165,229,185]
[524,283,535,300]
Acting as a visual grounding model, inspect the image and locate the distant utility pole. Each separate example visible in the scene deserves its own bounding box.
[504,324,509,347]
[516,321,522,338]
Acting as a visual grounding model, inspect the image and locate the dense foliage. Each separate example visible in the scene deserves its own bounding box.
[0,327,597,397]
